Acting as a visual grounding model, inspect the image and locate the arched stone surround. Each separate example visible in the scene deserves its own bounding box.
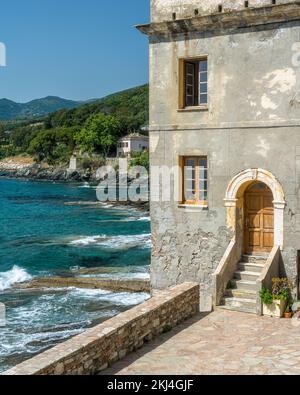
[224,169,286,251]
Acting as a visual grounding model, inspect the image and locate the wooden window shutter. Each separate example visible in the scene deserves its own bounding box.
[178,59,185,109]
[185,62,195,107]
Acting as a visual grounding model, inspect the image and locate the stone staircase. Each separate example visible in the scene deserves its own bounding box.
[219,254,267,314]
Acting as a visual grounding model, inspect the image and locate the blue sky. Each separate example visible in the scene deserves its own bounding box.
[0,0,149,102]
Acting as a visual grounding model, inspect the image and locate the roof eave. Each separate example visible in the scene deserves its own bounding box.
[135,2,300,36]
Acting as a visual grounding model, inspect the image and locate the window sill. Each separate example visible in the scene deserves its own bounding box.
[178,204,208,211]
[178,106,208,112]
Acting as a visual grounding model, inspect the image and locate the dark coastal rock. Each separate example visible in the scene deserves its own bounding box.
[15,276,151,293]
[0,164,150,211]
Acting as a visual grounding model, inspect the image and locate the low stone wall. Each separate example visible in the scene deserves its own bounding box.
[3,282,199,376]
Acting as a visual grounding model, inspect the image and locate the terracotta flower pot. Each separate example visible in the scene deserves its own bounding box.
[284,312,293,319]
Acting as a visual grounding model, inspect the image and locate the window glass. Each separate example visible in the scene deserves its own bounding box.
[183,157,208,204]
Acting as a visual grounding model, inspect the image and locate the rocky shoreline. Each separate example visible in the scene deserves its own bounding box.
[14,276,150,293]
[0,163,150,211]
[0,162,97,182]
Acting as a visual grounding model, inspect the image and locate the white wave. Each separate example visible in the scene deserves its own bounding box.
[70,233,152,250]
[100,292,150,306]
[100,203,114,208]
[137,216,150,222]
[69,288,112,298]
[70,235,101,246]
[79,182,91,188]
[0,266,32,291]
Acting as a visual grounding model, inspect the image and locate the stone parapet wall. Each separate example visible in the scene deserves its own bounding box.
[151,0,295,22]
[3,282,199,376]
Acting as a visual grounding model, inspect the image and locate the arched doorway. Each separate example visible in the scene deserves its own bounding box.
[244,182,274,254]
[224,169,286,252]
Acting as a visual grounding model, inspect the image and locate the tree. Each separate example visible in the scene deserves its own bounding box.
[0,85,149,162]
[28,127,77,164]
[0,122,7,143]
[130,151,150,171]
[75,112,121,157]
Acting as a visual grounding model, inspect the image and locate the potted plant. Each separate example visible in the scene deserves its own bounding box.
[284,304,293,319]
[260,278,292,318]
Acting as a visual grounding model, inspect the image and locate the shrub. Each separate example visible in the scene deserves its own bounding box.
[80,156,106,170]
[0,145,19,160]
[260,278,292,305]
[260,288,274,305]
[28,127,77,164]
[130,151,149,171]
[272,278,292,302]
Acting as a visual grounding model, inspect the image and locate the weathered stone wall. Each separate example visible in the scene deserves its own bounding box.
[151,0,295,22]
[148,3,300,311]
[149,22,300,129]
[3,283,199,375]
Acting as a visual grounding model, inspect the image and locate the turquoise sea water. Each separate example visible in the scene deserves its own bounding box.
[0,178,151,372]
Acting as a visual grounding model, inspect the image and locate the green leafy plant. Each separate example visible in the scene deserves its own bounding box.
[130,151,149,171]
[260,278,292,305]
[260,288,274,305]
[272,278,292,302]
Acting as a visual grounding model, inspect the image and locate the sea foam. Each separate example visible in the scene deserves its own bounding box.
[70,233,152,250]
[0,266,32,291]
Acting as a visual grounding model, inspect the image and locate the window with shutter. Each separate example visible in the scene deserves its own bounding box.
[180,58,208,109]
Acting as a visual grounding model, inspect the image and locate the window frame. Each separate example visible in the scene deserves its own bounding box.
[179,57,208,110]
[181,156,208,206]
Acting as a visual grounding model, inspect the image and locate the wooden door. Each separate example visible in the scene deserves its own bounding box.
[244,184,274,254]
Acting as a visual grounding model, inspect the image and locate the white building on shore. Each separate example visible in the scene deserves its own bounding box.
[117,133,149,158]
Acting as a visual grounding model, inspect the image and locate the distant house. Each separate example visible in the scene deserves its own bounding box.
[117,133,149,157]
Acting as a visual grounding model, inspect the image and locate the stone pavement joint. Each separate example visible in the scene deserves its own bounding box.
[102,310,300,375]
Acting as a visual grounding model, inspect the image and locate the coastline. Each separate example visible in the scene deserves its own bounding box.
[0,163,150,211]
[0,162,99,182]
[0,178,151,372]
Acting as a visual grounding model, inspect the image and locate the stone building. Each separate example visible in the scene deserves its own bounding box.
[117,133,149,157]
[137,1,300,313]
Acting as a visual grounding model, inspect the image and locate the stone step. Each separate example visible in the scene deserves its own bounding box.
[238,262,265,273]
[242,254,268,264]
[234,270,260,282]
[218,304,257,315]
[230,279,257,292]
[220,297,257,314]
[224,289,257,300]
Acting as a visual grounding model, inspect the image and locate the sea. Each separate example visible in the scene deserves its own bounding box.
[0,178,151,372]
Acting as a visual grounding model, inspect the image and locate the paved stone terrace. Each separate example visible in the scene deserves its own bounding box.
[103,310,300,375]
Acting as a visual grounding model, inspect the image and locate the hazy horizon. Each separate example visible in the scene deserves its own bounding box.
[0,83,148,104]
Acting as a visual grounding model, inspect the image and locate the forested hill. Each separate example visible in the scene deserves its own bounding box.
[45,84,149,133]
[0,96,82,121]
[0,84,149,164]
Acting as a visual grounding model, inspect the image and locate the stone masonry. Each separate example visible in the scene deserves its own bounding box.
[137,1,300,311]
[2,283,199,375]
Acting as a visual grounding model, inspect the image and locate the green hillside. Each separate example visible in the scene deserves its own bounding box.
[0,85,149,164]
